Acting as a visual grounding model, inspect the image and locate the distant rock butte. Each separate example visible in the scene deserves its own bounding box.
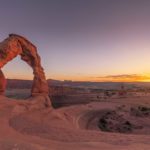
[0,34,51,107]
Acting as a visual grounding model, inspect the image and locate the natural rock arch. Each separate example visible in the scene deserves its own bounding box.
[0,34,51,107]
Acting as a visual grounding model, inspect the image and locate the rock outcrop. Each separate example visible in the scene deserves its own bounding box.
[0,34,51,107]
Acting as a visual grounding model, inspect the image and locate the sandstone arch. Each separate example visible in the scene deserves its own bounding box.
[0,34,51,107]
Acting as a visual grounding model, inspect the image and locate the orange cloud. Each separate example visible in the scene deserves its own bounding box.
[94,74,150,82]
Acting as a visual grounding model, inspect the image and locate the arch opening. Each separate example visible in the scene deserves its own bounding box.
[2,55,33,99]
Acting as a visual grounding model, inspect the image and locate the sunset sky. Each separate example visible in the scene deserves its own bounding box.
[1,0,150,82]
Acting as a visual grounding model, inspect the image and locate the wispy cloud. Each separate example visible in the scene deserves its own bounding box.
[92,74,150,82]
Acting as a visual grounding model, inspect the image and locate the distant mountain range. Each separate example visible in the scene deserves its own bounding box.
[6,79,150,90]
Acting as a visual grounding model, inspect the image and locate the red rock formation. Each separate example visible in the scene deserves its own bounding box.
[0,34,51,107]
[0,70,6,95]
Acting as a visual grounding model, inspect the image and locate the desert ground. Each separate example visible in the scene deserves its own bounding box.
[0,88,149,150]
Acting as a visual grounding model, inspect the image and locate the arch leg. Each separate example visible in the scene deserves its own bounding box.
[0,69,6,95]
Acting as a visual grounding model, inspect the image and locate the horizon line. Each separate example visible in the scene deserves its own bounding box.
[6,78,150,83]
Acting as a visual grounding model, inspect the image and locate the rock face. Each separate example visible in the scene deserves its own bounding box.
[0,34,51,106]
[0,70,6,95]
